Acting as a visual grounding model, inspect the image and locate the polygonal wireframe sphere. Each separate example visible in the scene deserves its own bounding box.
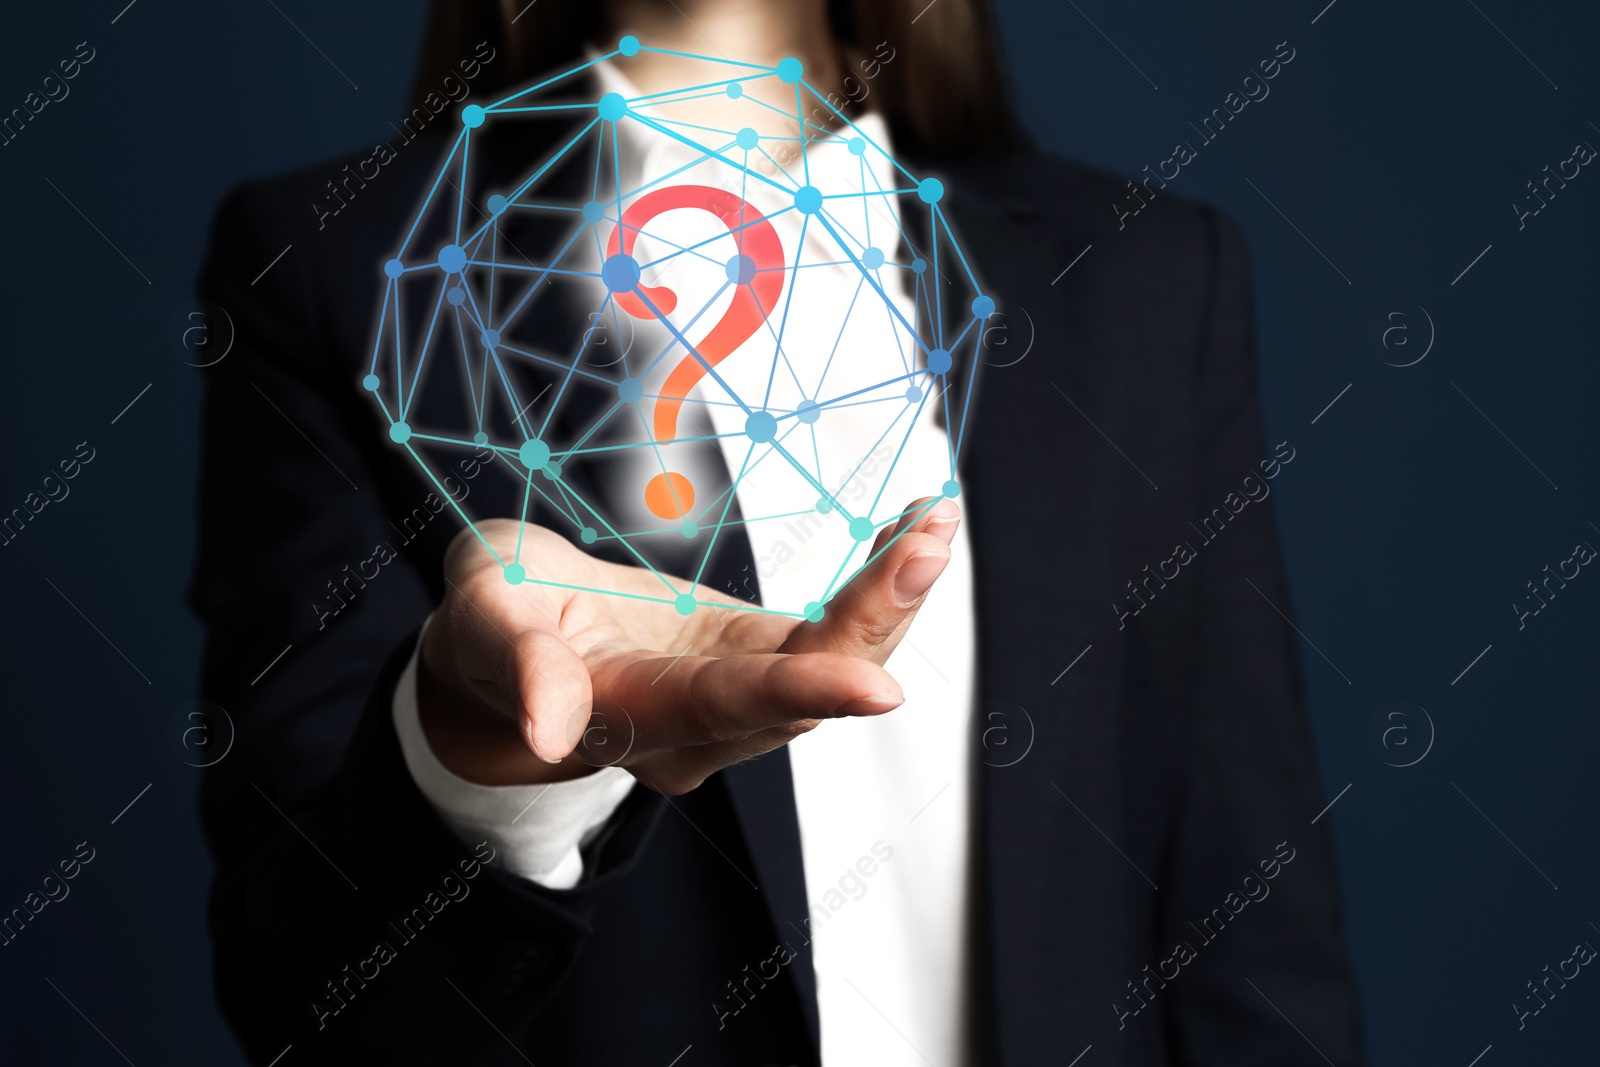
[364,37,992,618]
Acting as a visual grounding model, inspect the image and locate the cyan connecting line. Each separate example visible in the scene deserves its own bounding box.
[363,35,993,618]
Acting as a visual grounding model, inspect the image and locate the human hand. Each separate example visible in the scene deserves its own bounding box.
[416,498,959,794]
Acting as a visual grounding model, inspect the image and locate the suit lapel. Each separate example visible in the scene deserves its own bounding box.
[718,749,823,1052]
[707,152,1136,1065]
[939,155,1132,1064]
[378,105,824,1056]
[705,156,1134,1065]
[447,121,1146,1064]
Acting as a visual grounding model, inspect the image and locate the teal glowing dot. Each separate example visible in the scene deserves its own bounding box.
[848,137,867,156]
[383,258,404,279]
[447,286,466,305]
[680,520,699,539]
[849,516,873,542]
[472,431,488,445]
[862,247,885,270]
[905,385,922,402]
[618,377,644,403]
[519,438,551,470]
[796,399,821,424]
[582,200,606,224]
[542,460,563,480]
[736,127,760,151]
[602,253,641,292]
[943,479,960,498]
[917,178,944,204]
[816,496,833,514]
[480,329,501,348]
[726,82,744,99]
[911,257,927,275]
[618,35,640,56]
[461,104,485,128]
[438,244,467,273]
[726,254,756,284]
[972,295,996,318]
[389,422,411,443]
[777,57,803,84]
[794,185,823,215]
[580,527,597,545]
[487,194,508,216]
[598,93,627,121]
[674,593,697,616]
[745,411,778,442]
[504,563,525,585]
[928,348,952,374]
[803,601,825,623]
[362,373,380,391]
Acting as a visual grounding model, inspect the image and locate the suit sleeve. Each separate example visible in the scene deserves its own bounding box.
[390,625,638,887]
[1159,206,1364,1066]
[190,180,665,1065]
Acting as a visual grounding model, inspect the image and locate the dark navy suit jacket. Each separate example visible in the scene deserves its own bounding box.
[191,111,1363,1066]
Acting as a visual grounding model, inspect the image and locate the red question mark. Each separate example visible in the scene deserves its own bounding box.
[606,185,785,520]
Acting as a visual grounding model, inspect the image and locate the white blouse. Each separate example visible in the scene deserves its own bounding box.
[394,56,978,1067]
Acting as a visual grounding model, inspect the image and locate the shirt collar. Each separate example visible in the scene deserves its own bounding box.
[586,51,904,255]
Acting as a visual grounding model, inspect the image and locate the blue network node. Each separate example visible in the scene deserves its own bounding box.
[364,40,991,618]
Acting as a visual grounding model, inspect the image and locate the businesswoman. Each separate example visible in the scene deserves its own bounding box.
[191,0,1363,1063]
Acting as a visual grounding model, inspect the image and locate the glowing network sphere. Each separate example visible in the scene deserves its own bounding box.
[365,38,992,618]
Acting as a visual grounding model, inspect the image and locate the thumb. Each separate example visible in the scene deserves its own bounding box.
[778,496,959,665]
[435,573,595,763]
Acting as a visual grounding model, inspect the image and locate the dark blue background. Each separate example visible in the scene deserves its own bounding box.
[1,1,1594,1062]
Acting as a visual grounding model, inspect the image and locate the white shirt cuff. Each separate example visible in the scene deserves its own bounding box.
[391,621,636,889]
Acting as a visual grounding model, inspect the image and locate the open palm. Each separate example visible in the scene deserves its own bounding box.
[417,499,959,795]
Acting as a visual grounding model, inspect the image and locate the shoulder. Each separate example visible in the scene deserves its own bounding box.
[203,134,457,287]
[947,146,1255,397]
[934,146,1259,485]
[940,144,1249,286]
[205,132,454,260]
[198,133,458,369]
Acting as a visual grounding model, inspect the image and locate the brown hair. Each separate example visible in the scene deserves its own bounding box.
[412,0,1018,159]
